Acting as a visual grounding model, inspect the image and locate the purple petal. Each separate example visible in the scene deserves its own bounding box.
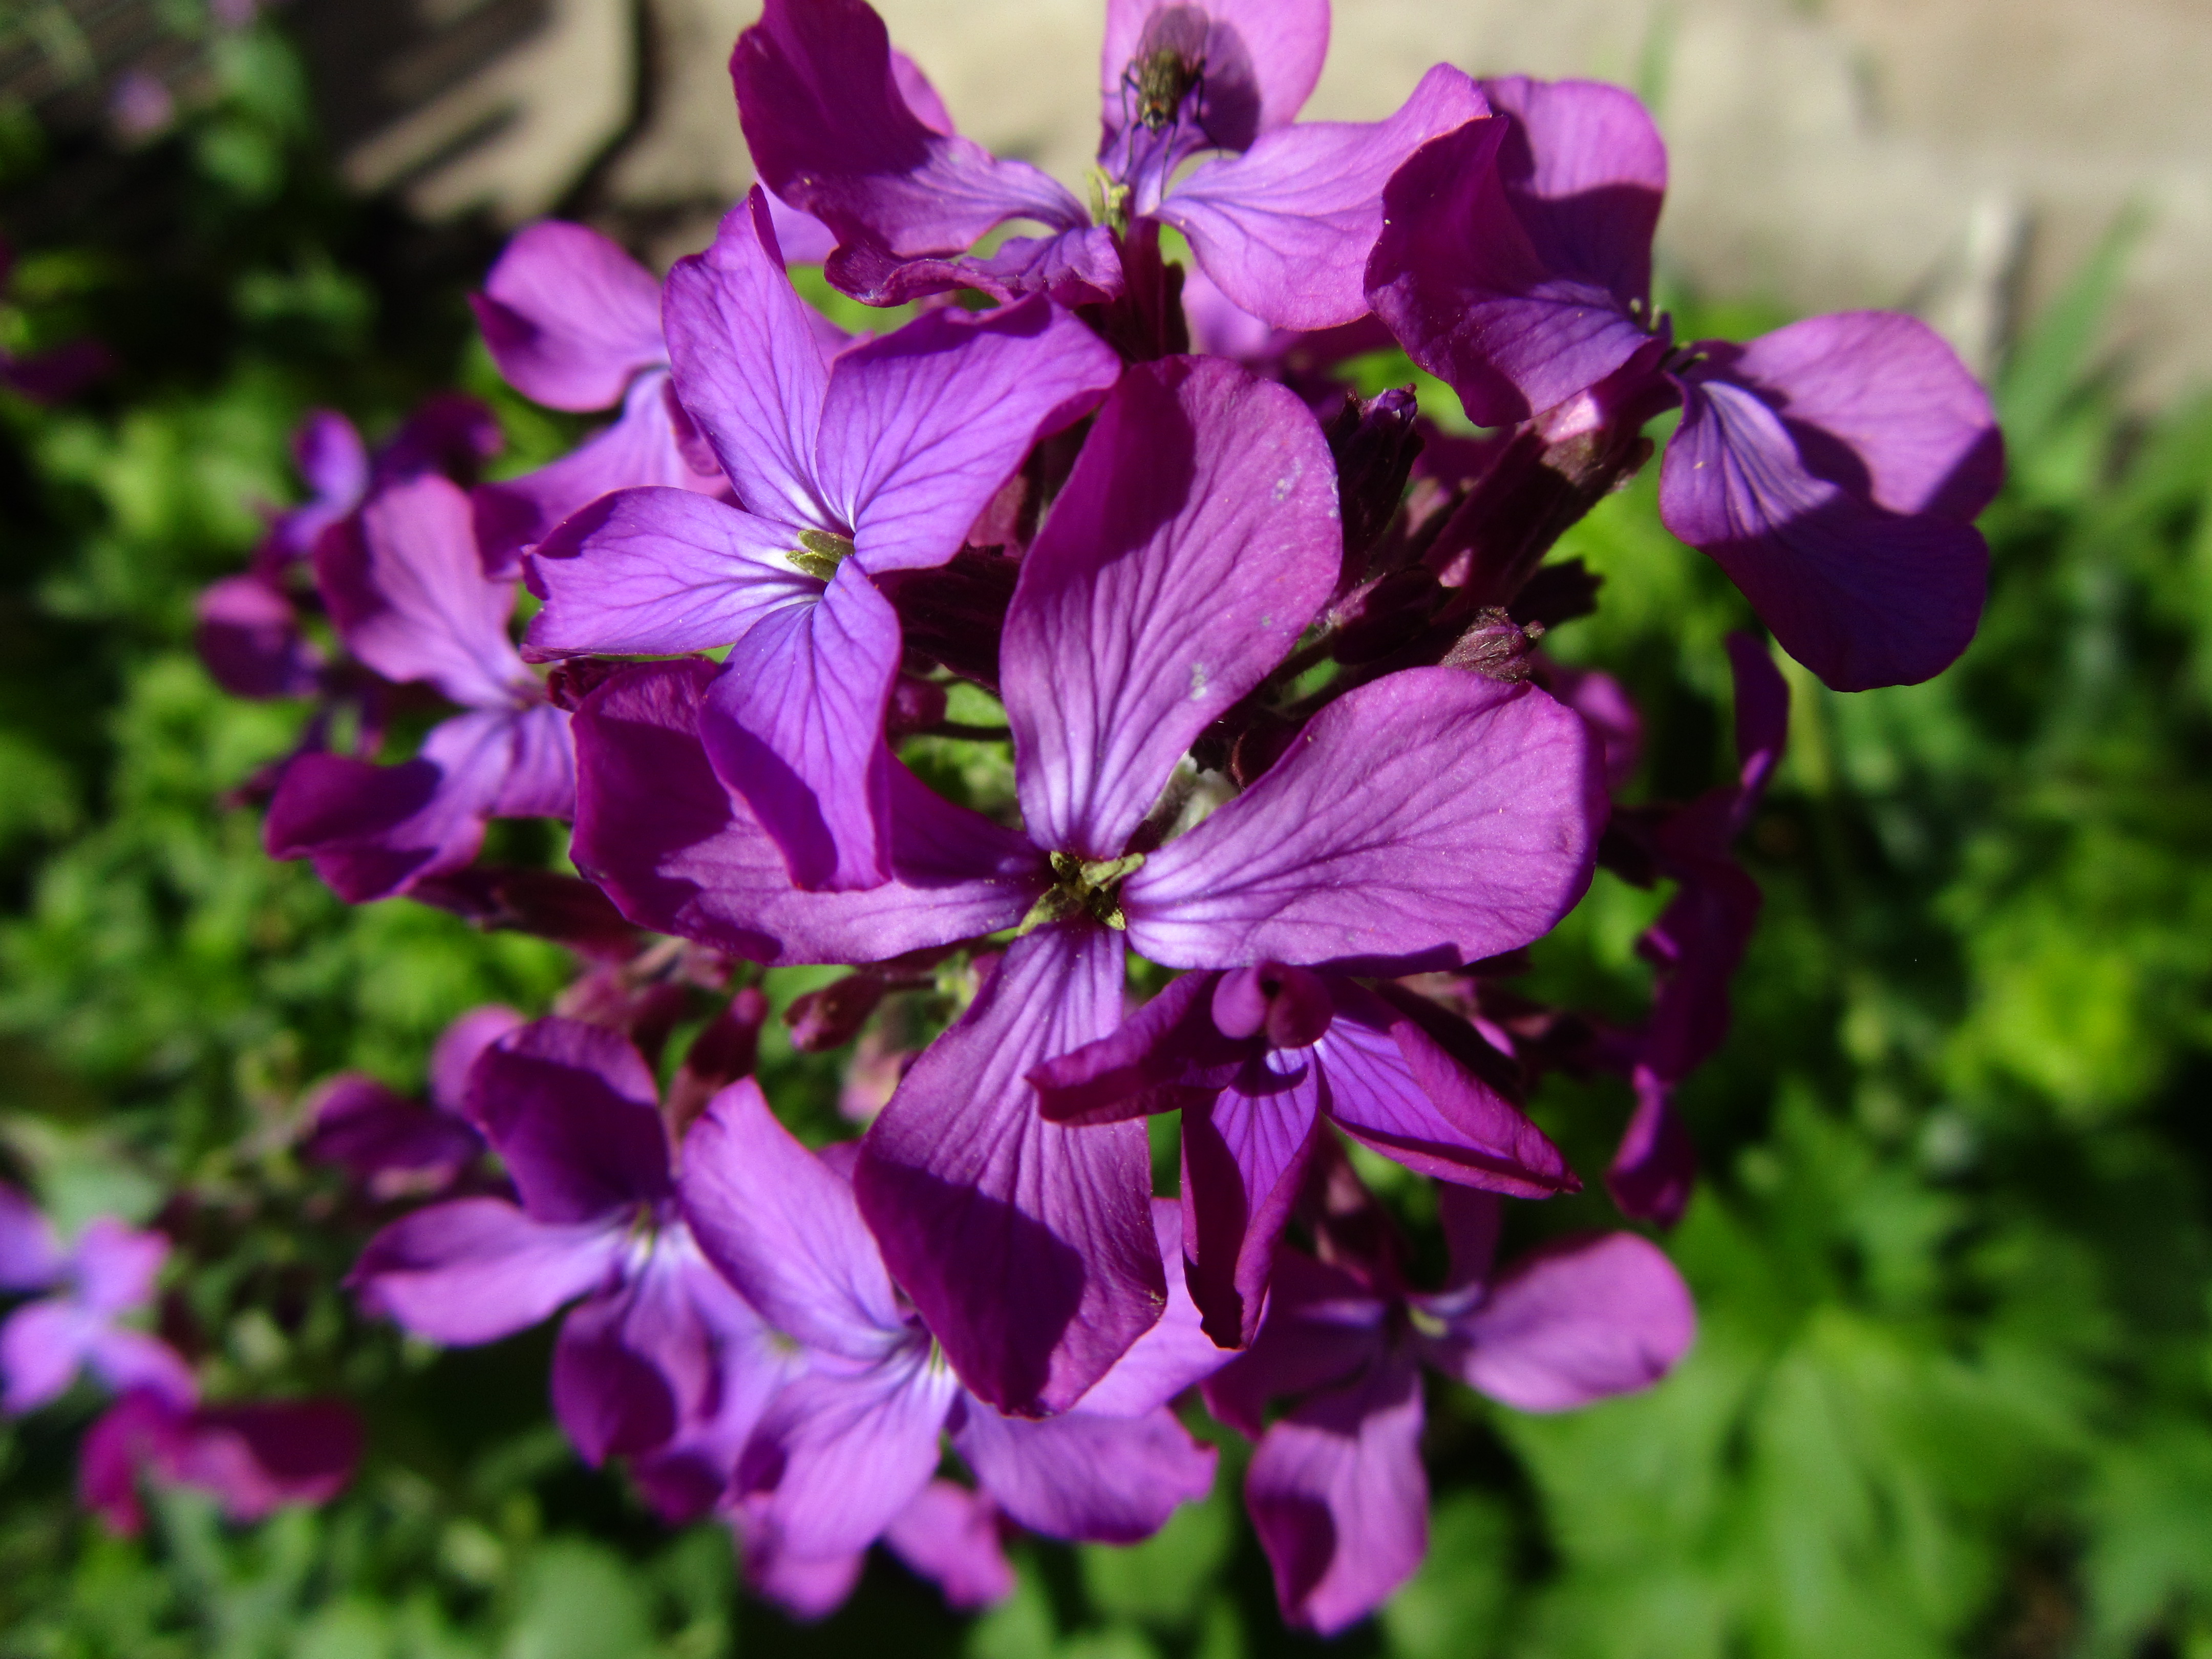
[1320,984,1576,1197]
[1605,1068,1697,1227]
[429,1005,528,1117]
[293,409,369,511]
[0,1184,62,1292]
[350,1198,625,1344]
[1643,856,1763,1084]
[71,1218,168,1314]
[476,372,727,578]
[882,1481,1015,1608]
[526,486,822,660]
[855,926,1165,1415]
[1031,971,1247,1126]
[818,296,1121,576]
[678,1078,908,1362]
[953,1398,1217,1543]
[1123,670,1603,970]
[301,1074,484,1190]
[1100,0,1328,156]
[467,1017,670,1222]
[764,190,841,266]
[79,1391,175,1534]
[662,194,837,528]
[1158,65,1488,331]
[700,564,900,892]
[84,1328,198,1409]
[1436,1184,1503,1290]
[1245,1347,1429,1635]
[493,704,576,819]
[1726,631,1789,813]
[1370,126,1649,426]
[1435,1230,1696,1410]
[736,1350,956,1558]
[827,226,1124,309]
[1073,1199,1237,1415]
[569,660,1038,963]
[735,1517,867,1620]
[552,1281,686,1464]
[317,475,527,709]
[155,1399,361,1523]
[1004,356,1340,858]
[1201,1248,1387,1436]
[1182,1055,1325,1347]
[1659,371,1989,691]
[195,575,322,699]
[1545,661,1643,795]
[1477,76,1667,309]
[734,0,1088,260]
[1709,311,2003,523]
[2,1301,95,1412]
[472,221,666,413]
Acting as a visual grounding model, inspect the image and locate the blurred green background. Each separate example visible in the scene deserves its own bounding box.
[3,16,2210,1659]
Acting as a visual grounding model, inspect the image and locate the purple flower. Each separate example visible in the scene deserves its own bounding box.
[1605,631,1788,1225]
[732,1476,1016,1620]
[263,473,575,903]
[80,1389,361,1537]
[1033,963,1577,1347]
[1365,77,2004,690]
[527,189,1120,893]
[569,355,1604,1412]
[470,222,729,577]
[350,1017,773,1467]
[301,1004,524,1198]
[732,0,1484,329]
[1205,1180,1695,1633]
[676,1080,1223,1593]
[0,1193,196,1416]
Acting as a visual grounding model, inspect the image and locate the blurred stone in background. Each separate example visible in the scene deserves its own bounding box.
[4,0,2208,396]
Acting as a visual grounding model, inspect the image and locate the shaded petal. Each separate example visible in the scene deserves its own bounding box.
[701,563,900,891]
[195,575,322,699]
[1726,630,1790,813]
[1245,1347,1428,1636]
[156,1399,361,1523]
[1073,1199,1236,1416]
[736,1517,867,1620]
[1182,1054,1324,1347]
[301,1075,483,1190]
[855,927,1164,1415]
[1124,670,1603,970]
[429,1005,527,1117]
[734,0,1088,260]
[1713,311,2003,523]
[317,475,526,708]
[467,1017,670,1222]
[1200,1248,1386,1436]
[294,410,370,513]
[477,372,727,578]
[569,660,1038,963]
[79,1391,175,1534]
[662,193,836,528]
[0,1184,62,1292]
[1434,1230,1696,1410]
[818,295,1121,575]
[827,226,1123,309]
[71,1219,168,1314]
[736,1348,955,1558]
[1031,971,1246,1126]
[472,221,666,412]
[882,1481,1014,1608]
[953,1398,1216,1543]
[350,1198,625,1344]
[1158,64,1488,331]
[679,1078,908,1362]
[526,485,820,659]
[2,1301,95,1412]
[1319,984,1575,1197]
[84,1328,198,1410]
[493,704,576,819]
[1605,1068,1697,1228]
[1005,356,1340,858]
[552,1283,684,1464]
[1659,373,1989,691]
[1100,0,1328,154]
[1477,77,1667,309]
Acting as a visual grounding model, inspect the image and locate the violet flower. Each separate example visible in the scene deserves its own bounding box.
[80,1389,362,1537]
[1605,631,1788,1225]
[733,0,1484,329]
[733,1476,1016,1620]
[351,1017,772,1467]
[470,222,729,577]
[301,1005,524,1198]
[676,1080,1223,1591]
[527,189,1120,893]
[0,1191,195,1415]
[569,355,1604,1412]
[263,472,575,903]
[1205,1179,1695,1633]
[1365,77,2005,690]
[1033,963,1577,1348]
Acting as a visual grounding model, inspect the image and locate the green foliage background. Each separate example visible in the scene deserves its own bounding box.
[2,20,2209,1659]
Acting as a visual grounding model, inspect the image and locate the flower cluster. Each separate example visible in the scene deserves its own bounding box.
[160,0,1998,1631]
